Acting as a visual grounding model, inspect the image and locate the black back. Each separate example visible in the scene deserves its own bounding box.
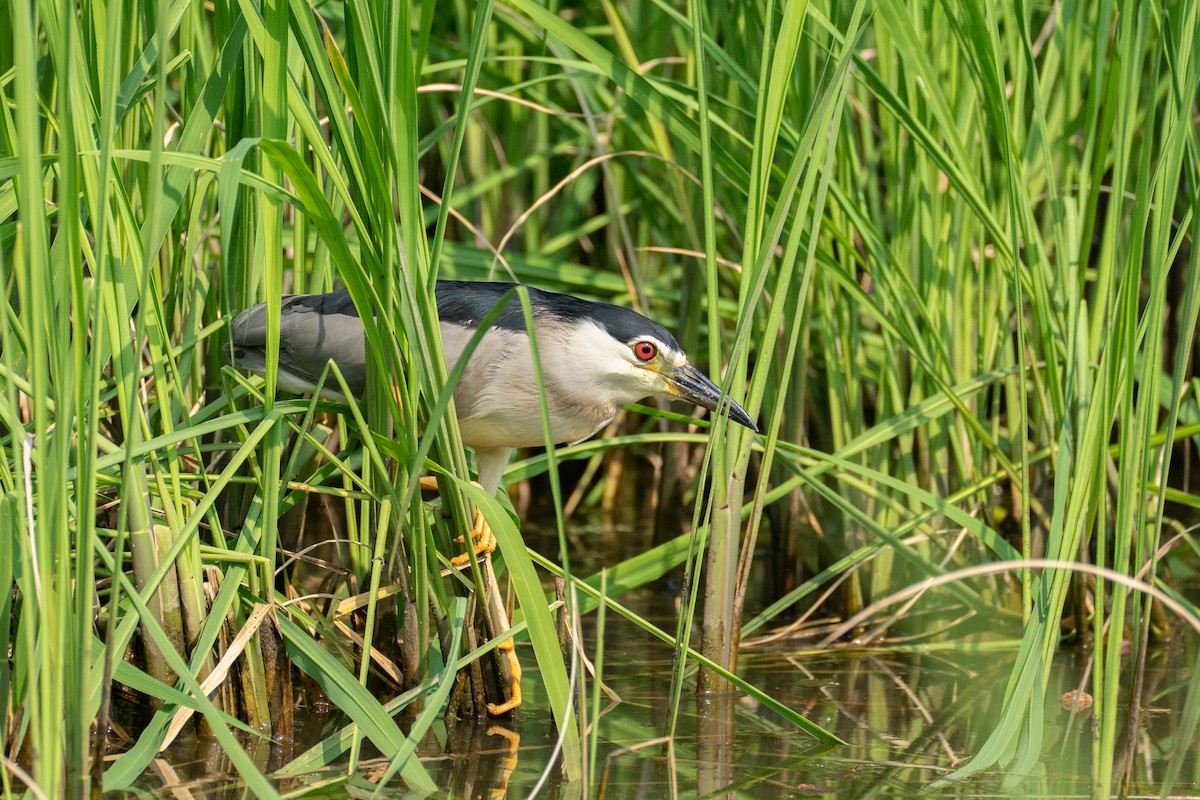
[435,280,679,349]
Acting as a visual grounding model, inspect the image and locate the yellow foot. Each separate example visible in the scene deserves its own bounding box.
[487,638,523,716]
[418,476,496,566]
[450,506,495,567]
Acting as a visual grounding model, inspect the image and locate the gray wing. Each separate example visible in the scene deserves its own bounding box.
[230,291,368,396]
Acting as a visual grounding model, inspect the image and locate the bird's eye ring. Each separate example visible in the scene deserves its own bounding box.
[633,341,657,361]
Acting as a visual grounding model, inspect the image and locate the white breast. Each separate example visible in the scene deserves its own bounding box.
[439,319,624,449]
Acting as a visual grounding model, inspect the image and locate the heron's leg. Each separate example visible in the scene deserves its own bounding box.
[481,556,522,715]
[486,639,522,715]
[417,476,497,564]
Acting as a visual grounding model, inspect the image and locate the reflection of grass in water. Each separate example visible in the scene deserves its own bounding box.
[3,0,1199,796]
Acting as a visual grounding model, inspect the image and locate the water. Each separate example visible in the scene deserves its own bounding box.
[129,602,1200,798]
[123,518,1200,798]
[399,631,1196,798]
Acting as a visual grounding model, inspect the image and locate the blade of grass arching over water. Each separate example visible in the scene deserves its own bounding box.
[521,365,1015,618]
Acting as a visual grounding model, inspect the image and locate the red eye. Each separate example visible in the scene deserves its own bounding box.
[633,341,657,361]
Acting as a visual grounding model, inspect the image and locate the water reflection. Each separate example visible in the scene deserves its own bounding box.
[131,550,1200,798]
[133,612,1200,798]
[441,626,1198,797]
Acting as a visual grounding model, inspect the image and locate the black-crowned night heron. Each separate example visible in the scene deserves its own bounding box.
[230,280,757,712]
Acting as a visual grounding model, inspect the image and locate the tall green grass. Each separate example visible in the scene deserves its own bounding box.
[1,0,1198,796]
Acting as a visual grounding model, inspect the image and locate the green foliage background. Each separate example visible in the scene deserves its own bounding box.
[1,0,1198,796]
